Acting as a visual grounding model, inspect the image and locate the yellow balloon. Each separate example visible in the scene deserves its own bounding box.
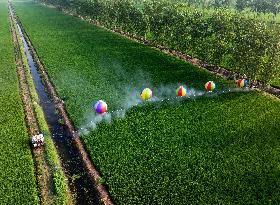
[141,88,152,101]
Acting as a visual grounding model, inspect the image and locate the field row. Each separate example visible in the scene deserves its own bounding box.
[14,1,280,204]
[0,1,39,204]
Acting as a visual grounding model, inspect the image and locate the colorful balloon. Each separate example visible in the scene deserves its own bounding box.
[141,88,152,101]
[176,86,186,97]
[94,100,107,114]
[205,81,216,92]
[236,79,248,88]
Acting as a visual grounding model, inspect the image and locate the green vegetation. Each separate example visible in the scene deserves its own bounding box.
[14,1,280,204]
[13,12,70,205]
[84,91,280,204]
[178,0,280,14]
[14,1,221,124]
[0,1,39,204]
[38,0,280,87]
[139,0,280,14]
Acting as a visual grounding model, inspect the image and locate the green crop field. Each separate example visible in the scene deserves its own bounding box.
[14,1,280,204]
[0,1,39,204]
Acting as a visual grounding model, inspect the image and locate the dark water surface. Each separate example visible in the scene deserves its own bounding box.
[16,19,101,205]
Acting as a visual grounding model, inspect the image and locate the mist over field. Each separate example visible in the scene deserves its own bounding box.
[78,79,247,135]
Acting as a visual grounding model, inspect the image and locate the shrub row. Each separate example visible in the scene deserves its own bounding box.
[39,0,280,87]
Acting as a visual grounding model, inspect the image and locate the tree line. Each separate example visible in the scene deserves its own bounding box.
[38,0,280,87]
[176,0,280,14]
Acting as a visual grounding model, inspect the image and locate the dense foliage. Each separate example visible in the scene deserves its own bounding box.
[38,0,280,87]
[15,2,280,204]
[168,0,280,14]
[235,0,280,13]
[0,1,39,204]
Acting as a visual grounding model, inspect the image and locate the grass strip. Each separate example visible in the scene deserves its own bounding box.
[0,1,39,204]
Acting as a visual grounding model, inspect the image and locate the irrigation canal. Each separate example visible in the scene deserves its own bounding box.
[12,6,102,205]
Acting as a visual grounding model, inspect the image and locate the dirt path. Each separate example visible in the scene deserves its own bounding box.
[8,3,53,204]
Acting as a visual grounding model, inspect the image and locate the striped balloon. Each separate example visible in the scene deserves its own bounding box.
[205,81,216,92]
[176,86,186,97]
[94,100,108,114]
[236,79,248,88]
[141,88,152,101]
